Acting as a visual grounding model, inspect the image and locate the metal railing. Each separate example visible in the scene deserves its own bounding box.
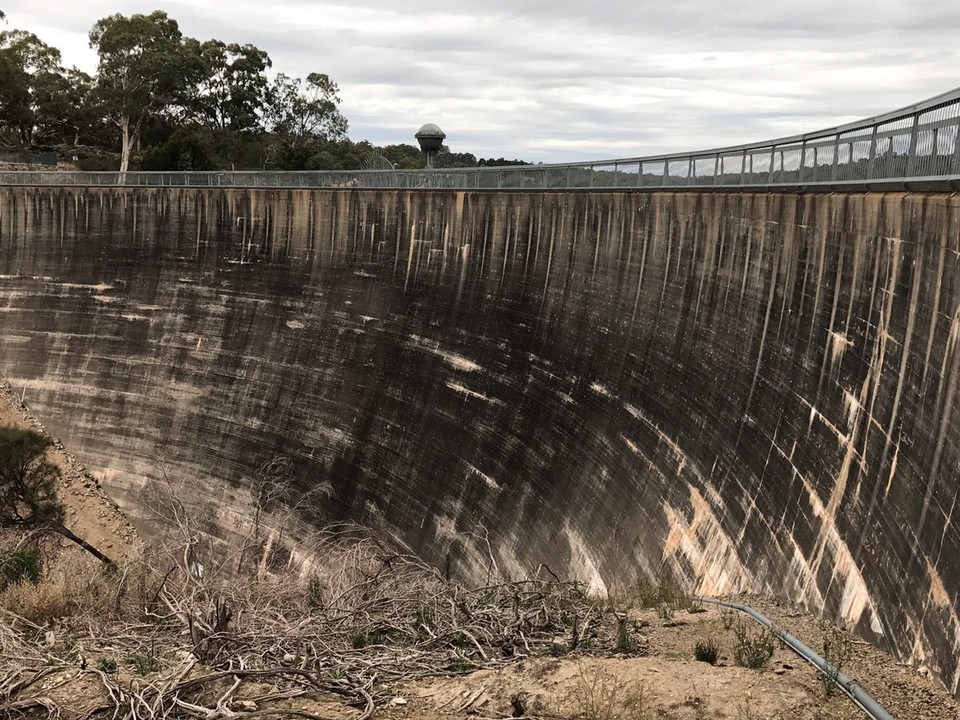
[3,87,960,192]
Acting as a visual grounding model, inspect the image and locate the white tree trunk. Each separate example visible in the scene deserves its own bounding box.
[118,116,133,177]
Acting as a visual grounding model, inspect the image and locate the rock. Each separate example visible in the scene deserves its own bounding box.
[389,697,407,706]
[233,700,258,712]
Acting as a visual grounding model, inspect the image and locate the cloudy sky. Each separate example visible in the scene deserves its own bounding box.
[3,0,959,162]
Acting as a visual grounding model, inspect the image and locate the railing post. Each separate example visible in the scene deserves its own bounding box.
[952,121,960,174]
[768,146,777,184]
[713,153,720,186]
[867,125,879,179]
[831,135,840,181]
[740,149,747,185]
[906,113,920,176]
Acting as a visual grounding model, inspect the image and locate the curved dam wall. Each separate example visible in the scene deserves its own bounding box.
[0,186,958,691]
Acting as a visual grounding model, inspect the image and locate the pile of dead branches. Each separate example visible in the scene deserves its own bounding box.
[0,528,610,719]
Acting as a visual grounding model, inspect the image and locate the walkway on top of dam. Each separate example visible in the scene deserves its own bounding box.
[2,86,960,193]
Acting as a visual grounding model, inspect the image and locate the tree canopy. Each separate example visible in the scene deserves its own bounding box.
[0,9,529,172]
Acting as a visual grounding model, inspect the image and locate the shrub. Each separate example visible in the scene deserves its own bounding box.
[732,621,775,669]
[0,556,112,624]
[615,613,636,653]
[694,637,720,664]
[720,608,737,630]
[0,547,41,590]
[820,628,853,696]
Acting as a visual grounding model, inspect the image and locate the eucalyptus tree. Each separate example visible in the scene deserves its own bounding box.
[0,29,61,146]
[180,39,273,134]
[89,10,201,173]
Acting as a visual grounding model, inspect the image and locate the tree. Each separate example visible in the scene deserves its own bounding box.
[265,72,348,166]
[180,39,272,134]
[0,426,113,565]
[32,67,97,146]
[89,11,199,174]
[0,29,62,146]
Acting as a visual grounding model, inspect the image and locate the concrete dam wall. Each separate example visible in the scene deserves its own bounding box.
[0,186,958,692]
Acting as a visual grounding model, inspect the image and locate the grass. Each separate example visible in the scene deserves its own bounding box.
[732,620,775,669]
[694,637,720,664]
[566,664,649,720]
[0,547,42,591]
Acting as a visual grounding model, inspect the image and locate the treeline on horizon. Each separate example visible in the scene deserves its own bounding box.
[0,8,531,173]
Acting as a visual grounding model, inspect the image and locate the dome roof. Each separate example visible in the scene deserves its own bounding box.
[415,123,446,139]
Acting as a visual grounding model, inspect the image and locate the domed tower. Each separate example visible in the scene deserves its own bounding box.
[415,123,446,169]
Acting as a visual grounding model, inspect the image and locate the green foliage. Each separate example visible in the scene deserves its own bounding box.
[615,613,636,653]
[0,10,521,171]
[126,646,161,675]
[0,426,64,529]
[732,621,775,669]
[0,29,63,146]
[137,125,216,171]
[96,657,118,673]
[180,39,272,133]
[76,154,118,171]
[694,637,720,664]
[89,11,199,171]
[0,547,41,590]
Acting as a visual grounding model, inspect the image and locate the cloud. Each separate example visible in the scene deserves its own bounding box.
[3,0,958,162]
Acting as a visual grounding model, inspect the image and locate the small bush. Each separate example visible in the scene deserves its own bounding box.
[720,608,737,630]
[126,647,161,676]
[634,572,690,610]
[820,628,853,696]
[0,548,42,590]
[615,613,636,653]
[97,657,118,673]
[732,621,775,669]
[694,637,720,664]
[0,557,112,624]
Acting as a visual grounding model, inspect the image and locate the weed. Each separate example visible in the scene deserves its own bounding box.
[615,613,636,653]
[0,548,41,591]
[566,664,648,720]
[449,656,474,673]
[633,571,689,609]
[547,642,568,657]
[126,642,161,676]
[96,657,117,673]
[694,637,720,664]
[656,603,674,621]
[305,577,324,609]
[720,608,737,630]
[820,628,853,696]
[732,621,775,669]
[687,595,706,614]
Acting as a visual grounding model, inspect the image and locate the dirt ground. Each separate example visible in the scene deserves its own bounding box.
[0,377,957,719]
[376,599,959,719]
[0,379,142,562]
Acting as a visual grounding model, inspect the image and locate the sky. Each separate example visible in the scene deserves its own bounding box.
[2,0,959,163]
